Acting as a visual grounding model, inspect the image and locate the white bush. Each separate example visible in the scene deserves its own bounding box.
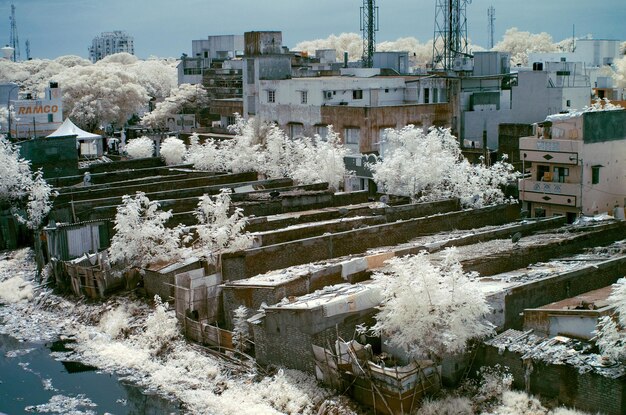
[125,136,154,159]
[159,136,186,165]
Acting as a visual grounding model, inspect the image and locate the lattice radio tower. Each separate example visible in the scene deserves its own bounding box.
[25,39,31,60]
[9,4,20,62]
[488,6,495,49]
[360,0,379,68]
[432,0,471,70]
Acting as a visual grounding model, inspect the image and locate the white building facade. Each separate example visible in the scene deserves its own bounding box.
[89,31,134,63]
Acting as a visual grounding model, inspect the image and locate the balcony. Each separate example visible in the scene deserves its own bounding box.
[519,137,581,164]
[519,179,581,207]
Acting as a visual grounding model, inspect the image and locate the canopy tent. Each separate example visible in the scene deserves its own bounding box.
[47,118,103,157]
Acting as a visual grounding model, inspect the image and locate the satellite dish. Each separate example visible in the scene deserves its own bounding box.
[471,194,480,205]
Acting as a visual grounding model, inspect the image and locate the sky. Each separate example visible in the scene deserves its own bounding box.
[2,0,625,60]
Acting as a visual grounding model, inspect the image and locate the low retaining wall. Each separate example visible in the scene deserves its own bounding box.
[222,204,520,281]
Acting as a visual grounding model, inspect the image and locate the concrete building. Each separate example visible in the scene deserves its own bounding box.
[460,52,591,150]
[177,35,244,85]
[9,82,63,139]
[519,108,626,221]
[242,31,456,155]
[89,31,134,63]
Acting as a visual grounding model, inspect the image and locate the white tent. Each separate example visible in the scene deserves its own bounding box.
[47,118,103,157]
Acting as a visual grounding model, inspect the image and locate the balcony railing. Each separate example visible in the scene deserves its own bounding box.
[519,179,581,207]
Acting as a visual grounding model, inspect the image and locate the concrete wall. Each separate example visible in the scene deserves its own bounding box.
[221,204,519,281]
[252,307,376,373]
[321,103,453,153]
[503,255,626,329]
[462,221,626,277]
[475,345,625,415]
[222,264,343,329]
[143,260,204,303]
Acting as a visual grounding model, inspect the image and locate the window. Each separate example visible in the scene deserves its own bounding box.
[300,90,308,104]
[288,123,304,139]
[48,114,53,123]
[344,128,360,145]
[592,166,601,184]
[553,167,569,183]
[352,89,363,100]
[267,90,275,103]
[566,99,571,107]
[424,88,430,104]
[315,125,329,141]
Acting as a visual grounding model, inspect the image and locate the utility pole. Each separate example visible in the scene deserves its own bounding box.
[9,4,20,62]
[360,0,379,68]
[487,6,495,49]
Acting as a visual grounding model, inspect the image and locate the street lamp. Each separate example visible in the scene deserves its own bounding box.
[6,84,19,140]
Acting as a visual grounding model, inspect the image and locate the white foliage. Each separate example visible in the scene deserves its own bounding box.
[371,248,494,360]
[0,136,55,229]
[125,136,155,159]
[295,33,482,70]
[187,133,226,171]
[53,63,150,131]
[493,28,559,67]
[194,189,253,263]
[0,53,175,132]
[159,136,186,165]
[371,126,518,207]
[417,396,473,414]
[108,192,183,271]
[594,277,626,363]
[141,83,208,128]
[232,305,250,352]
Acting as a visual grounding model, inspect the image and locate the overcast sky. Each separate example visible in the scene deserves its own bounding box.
[3,0,624,60]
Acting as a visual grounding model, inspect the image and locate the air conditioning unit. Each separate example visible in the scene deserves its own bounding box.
[324,91,332,100]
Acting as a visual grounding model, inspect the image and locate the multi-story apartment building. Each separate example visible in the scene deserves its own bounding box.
[518,108,626,222]
[89,31,134,63]
[242,31,457,155]
[460,52,591,150]
[177,35,244,85]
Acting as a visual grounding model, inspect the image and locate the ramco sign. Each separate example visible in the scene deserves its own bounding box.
[16,104,60,115]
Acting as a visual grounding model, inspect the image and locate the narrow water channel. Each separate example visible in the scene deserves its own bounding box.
[0,333,180,414]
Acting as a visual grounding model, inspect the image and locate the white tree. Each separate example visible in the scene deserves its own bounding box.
[594,278,626,363]
[159,136,186,165]
[193,189,253,264]
[371,125,518,207]
[53,63,149,131]
[125,136,155,159]
[492,28,559,66]
[141,83,208,129]
[371,248,494,361]
[108,192,183,271]
[613,55,626,89]
[0,136,55,229]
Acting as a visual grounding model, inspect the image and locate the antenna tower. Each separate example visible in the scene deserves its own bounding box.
[25,39,30,60]
[432,0,471,70]
[9,4,20,62]
[360,0,379,68]
[487,6,495,49]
